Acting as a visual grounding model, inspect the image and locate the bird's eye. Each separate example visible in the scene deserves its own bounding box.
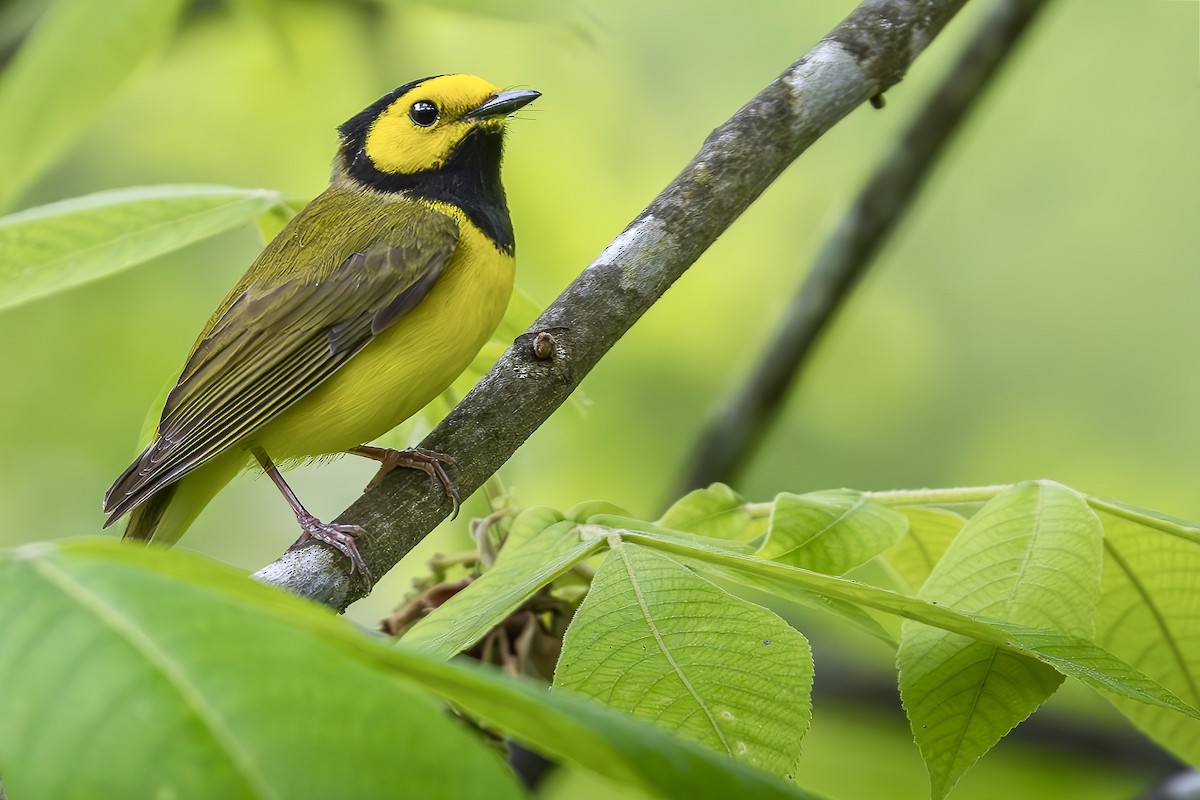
[408,101,439,127]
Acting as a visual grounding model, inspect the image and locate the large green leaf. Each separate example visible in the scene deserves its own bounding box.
[0,539,814,800]
[758,490,908,575]
[897,481,1103,799]
[403,517,605,658]
[555,540,813,779]
[0,185,284,311]
[0,539,522,800]
[0,0,187,208]
[1093,505,1200,763]
[619,528,1198,719]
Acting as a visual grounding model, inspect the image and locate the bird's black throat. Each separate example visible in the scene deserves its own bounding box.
[341,127,515,255]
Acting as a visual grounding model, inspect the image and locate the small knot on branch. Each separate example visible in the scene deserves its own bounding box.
[532,331,556,359]
[515,327,572,383]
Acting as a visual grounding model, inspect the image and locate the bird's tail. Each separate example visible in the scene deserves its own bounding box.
[112,452,245,547]
[123,484,176,542]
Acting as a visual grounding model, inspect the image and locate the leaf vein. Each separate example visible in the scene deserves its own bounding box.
[29,558,279,800]
[614,542,732,756]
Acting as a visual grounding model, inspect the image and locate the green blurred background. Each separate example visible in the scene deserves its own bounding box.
[1,0,1196,796]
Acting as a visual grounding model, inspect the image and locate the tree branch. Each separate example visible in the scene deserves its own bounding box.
[676,0,1049,495]
[254,0,974,610]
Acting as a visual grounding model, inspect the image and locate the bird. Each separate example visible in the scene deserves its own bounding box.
[103,74,539,582]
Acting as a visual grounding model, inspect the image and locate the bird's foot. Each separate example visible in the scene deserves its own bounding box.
[350,445,461,518]
[291,514,373,585]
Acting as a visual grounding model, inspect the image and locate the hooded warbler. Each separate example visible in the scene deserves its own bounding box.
[103,74,538,580]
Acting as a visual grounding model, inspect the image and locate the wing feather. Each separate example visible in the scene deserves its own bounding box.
[104,206,459,522]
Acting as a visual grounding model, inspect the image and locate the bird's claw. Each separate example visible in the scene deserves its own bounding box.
[355,446,461,519]
[291,514,373,586]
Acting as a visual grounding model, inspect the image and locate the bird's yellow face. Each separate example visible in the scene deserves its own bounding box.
[336,74,538,251]
[356,75,518,175]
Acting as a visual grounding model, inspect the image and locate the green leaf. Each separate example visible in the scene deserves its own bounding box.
[880,507,965,593]
[0,539,814,800]
[620,528,1199,719]
[1093,506,1200,763]
[658,483,764,542]
[565,499,632,522]
[0,185,284,312]
[985,623,1200,714]
[0,539,523,800]
[0,0,188,208]
[896,481,1103,799]
[555,540,813,779]
[505,504,569,550]
[758,490,908,574]
[902,639,1064,800]
[403,519,604,658]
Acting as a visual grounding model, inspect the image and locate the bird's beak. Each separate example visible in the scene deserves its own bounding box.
[462,89,541,121]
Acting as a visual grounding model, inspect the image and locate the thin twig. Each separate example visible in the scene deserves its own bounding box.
[254,0,974,610]
[676,0,1050,497]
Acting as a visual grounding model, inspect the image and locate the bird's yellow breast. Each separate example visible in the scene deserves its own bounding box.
[249,203,514,460]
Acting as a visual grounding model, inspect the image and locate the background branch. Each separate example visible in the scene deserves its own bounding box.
[676,0,1050,496]
[254,0,973,610]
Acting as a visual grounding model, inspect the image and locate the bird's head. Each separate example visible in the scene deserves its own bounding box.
[337,74,539,180]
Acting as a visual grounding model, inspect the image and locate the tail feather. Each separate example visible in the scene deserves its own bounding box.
[107,450,245,548]
[123,484,176,542]
[103,442,174,525]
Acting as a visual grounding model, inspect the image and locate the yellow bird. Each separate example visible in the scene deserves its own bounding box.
[104,74,538,581]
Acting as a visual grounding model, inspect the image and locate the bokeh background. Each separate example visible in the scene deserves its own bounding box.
[1,0,1197,797]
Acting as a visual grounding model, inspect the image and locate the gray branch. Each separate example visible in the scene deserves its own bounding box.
[254,0,973,610]
[675,0,1050,495]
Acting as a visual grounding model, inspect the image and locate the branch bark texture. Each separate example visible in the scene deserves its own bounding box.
[676,0,1050,495]
[254,0,973,609]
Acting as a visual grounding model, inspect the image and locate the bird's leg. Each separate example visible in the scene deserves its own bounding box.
[348,445,461,518]
[251,446,373,583]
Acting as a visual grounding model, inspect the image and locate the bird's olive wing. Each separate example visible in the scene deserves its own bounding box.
[103,212,460,521]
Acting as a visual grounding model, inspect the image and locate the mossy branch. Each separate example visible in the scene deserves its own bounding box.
[253,0,974,610]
